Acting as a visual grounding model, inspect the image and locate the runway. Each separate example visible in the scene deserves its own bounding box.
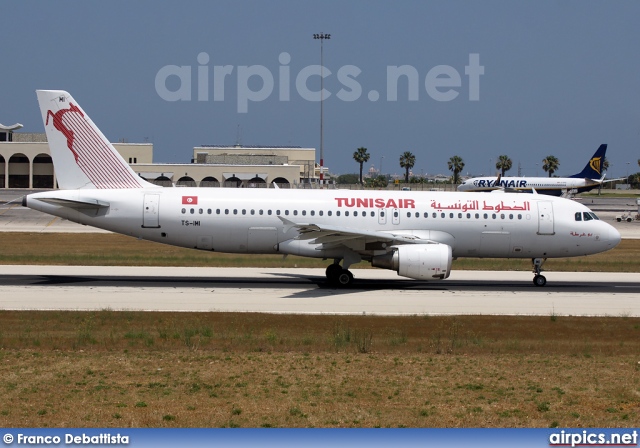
[0,265,638,316]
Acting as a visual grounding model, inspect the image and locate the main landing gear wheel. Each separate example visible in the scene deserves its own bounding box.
[335,269,354,287]
[531,257,547,287]
[326,263,354,287]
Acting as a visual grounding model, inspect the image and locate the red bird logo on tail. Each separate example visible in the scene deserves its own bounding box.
[45,103,83,162]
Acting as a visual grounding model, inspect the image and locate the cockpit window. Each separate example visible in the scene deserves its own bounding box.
[590,212,600,220]
[575,212,582,221]
[582,212,593,221]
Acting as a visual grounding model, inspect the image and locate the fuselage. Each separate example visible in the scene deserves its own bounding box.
[457,176,600,196]
[25,187,620,261]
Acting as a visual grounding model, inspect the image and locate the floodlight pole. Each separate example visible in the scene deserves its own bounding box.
[313,33,330,187]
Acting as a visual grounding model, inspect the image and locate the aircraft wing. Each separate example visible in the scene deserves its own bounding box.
[278,216,438,249]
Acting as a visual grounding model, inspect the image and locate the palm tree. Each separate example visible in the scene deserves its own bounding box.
[495,155,512,176]
[399,151,416,183]
[448,155,465,185]
[542,155,560,177]
[352,147,370,184]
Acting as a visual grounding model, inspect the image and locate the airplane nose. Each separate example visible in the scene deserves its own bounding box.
[608,225,622,248]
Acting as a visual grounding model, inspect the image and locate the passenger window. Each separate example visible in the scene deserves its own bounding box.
[394,211,399,218]
[336,211,341,216]
[415,212,420,218]
[483,213,488,219]
[268,210,272,215]
[466,213,471,219]
[441,213,445,218]
[380,211,385,217]
[492,214,497,219]
[475,213,479,219]
[449,213,454,218]
[407,212,411,218]
[370,211,375,217]
[433,213,437,218]
[575,212,582,221]
[458,213,462,218]
[293,210,298,216]
[424,212,429,218]
[181,208,186,214]
[216,209,220,214]
[319,211,323,216]
[500,214,505,219]
[225,209,229,215]
[302,210,306,216]
[518,214,522,220]
[354,211,358,217]
[509,214,513,219]
[345,211,350,217]
[259,210,263,215]
[285,210,289,216]
[242,209,246,215]
[190,208,195,214]
[328,211,332,216]
[251,210,255,215]
[275,210,280,215]
[199,209,203,214]
[233,209,238,215]
[311,211,315,216]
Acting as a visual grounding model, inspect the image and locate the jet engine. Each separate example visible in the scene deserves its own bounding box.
[371,244,452,281]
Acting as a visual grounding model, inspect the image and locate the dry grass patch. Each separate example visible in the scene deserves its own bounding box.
[1,312,639,427]
[0,233,638,272]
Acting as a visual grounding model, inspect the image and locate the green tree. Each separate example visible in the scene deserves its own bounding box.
[447,155,465,185]
[542,155,560,177]
[399,151,416,183]
[367,175,389,188]
[336,173,359,185]
[495,155,512,176]
[352,147,370,184]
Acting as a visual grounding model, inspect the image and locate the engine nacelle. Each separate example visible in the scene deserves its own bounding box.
[372,244,452,281]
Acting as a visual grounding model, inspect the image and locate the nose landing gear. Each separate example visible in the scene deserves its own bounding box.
[532,258,547,287]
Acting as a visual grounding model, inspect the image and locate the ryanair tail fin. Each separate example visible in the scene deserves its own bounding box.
[36,90,155,190]
[569,144,607,180]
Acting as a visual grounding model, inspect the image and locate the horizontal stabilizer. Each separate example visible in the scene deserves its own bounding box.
[35,197,110,209]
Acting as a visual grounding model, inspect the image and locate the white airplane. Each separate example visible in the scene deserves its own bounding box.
[457,144,619,197]
[24,90,621,287]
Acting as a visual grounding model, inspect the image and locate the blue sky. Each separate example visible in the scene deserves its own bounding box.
[2,0,639,178]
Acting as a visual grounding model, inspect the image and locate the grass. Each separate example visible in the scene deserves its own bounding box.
[0,311,639,427]
[0,233,638,427]
[0,232,638,272]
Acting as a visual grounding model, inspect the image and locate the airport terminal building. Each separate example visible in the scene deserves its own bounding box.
[0,125,317,189]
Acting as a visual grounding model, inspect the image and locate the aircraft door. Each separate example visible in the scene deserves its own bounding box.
[142,194,160,228]
[537,201,554,235]
[392,208,400,225]
[378,209,387,225]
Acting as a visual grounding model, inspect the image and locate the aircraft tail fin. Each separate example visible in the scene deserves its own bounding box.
[569,144,607,180]
[36,90,154,190]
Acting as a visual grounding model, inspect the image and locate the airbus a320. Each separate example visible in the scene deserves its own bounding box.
[24,90,621,287]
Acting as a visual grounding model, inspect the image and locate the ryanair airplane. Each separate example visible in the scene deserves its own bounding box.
[458,145,616,197]
[24,91,621,287]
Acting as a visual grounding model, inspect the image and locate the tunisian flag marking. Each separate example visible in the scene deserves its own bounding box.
[182,196,198,205]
